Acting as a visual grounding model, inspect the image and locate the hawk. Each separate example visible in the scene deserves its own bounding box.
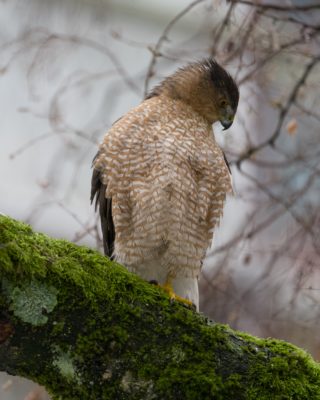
[91,59,239,310]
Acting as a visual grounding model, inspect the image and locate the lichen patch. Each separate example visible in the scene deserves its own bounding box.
[102,369,112,380]
[2,278,58,326]
[52,346,79,382]
[120,370,156,399]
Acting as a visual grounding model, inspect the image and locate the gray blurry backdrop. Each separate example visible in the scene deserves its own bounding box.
[1,0,320,398]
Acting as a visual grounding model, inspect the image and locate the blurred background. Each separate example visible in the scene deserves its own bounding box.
[1,0,320,398]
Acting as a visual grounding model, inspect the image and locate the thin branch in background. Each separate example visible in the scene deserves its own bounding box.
[11,29,141,97]
[229,0,320,12]
[210,2,235,57]
[240,168,320,254]
[110,30,151,49]
[295,101,320,122]
[9,132,55,160]
[143,0,205,96]
[236,56,320,167]
[237,31,318,85]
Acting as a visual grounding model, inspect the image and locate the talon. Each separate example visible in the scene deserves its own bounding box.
[159,279,194,308]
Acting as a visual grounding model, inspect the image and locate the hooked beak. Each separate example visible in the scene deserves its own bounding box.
[220,105,234,130]
[221,119,234,130]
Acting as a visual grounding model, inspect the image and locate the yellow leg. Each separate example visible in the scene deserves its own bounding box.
[160,276,194,308]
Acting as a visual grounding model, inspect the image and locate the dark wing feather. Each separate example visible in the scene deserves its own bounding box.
[90,153,115,258]
[223,152,231,175]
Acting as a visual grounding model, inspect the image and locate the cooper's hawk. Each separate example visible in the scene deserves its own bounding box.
[91,59,239,310]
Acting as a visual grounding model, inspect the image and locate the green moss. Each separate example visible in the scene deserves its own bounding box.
[1,215,320,400]
[243,337,320,399]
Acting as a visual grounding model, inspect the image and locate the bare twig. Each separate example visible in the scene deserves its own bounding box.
[143,0,205,96]
[236,56,320,167]
[229,0,320,12]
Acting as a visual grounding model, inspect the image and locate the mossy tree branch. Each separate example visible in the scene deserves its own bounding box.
[0,216,320,399]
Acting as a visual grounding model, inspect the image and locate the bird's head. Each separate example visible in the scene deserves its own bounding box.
[196,59,239,129]
[147,58,239,129]
[215,90,238,131]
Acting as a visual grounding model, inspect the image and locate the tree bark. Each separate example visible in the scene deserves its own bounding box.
[0,215,319,399]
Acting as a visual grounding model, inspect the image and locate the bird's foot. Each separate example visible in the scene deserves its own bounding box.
[160,282,194,308]
[148,279,195,309]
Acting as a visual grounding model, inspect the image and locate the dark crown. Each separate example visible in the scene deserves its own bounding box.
[146,58,239,112]
[201,59,239,111]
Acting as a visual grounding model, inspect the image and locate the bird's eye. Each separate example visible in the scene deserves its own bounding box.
[219,99,228,108]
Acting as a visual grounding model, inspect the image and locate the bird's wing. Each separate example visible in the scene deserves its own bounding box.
[222,151,234,195]
[222,152,231,175]
[90,152,115,257]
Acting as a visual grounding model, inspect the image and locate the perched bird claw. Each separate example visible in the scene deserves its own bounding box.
[149,279,194,309]
[160,281,194,309]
